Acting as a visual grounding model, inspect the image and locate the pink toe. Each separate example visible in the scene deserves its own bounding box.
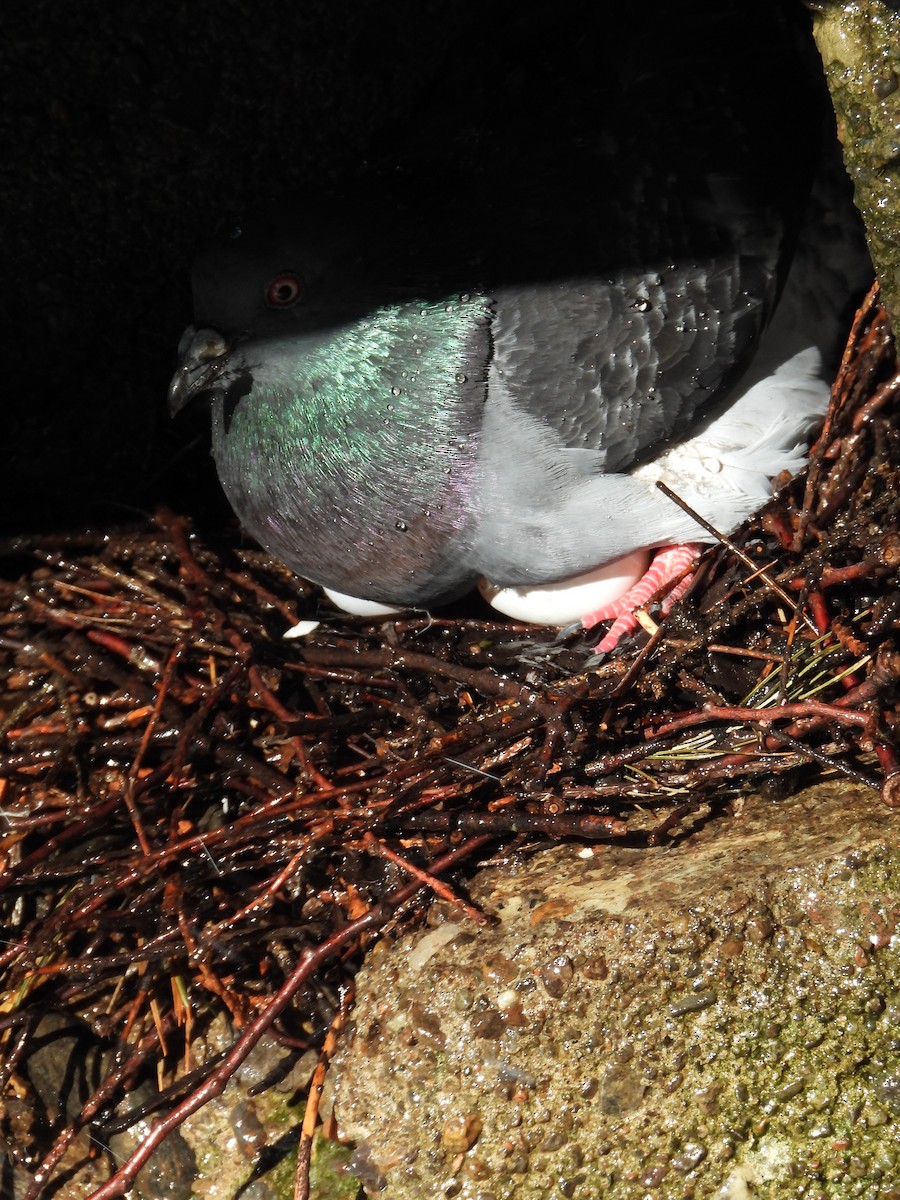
[594,611,641,653]
[585,542,700,652]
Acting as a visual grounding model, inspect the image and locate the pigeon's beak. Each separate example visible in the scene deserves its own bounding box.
[168,326,232,416]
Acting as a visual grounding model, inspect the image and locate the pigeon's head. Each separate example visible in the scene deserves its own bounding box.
[167,199,495,608]
[168,203,364,416]
[194,203,366,332]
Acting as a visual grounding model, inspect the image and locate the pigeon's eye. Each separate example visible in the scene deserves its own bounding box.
[266,274,302,308]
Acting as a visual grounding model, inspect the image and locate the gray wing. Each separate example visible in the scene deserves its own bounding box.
[489,243,780,474]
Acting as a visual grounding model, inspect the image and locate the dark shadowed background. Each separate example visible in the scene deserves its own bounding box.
[1,1,826,541]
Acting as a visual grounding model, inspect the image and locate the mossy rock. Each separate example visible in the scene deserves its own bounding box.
[333,782,900,1199]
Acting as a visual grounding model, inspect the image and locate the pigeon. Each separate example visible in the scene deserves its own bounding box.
[168,7,869,650]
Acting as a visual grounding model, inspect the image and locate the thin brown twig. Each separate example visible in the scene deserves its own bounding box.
[655,480,817,634]
[294,983,355,1200]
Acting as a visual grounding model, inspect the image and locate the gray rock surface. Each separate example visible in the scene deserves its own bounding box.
[333,782,900,1199]
[812,2,900,325]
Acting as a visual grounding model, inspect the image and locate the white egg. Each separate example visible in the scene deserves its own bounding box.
[478,548,651,625]
[283,619,321,639]
[322,586,405,617]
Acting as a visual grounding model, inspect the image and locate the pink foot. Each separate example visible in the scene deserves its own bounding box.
[583,544,700,653]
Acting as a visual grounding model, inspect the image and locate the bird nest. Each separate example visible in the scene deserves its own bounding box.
[2,285,899,1198]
